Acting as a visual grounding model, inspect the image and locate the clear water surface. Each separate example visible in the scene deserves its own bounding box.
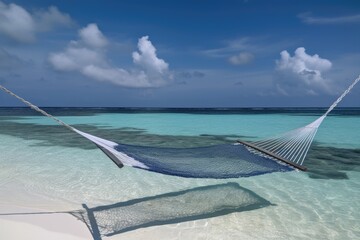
[0,108,359,239]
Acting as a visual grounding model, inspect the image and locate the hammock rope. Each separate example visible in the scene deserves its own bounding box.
[1,75,359,178]
[242,75,360,167]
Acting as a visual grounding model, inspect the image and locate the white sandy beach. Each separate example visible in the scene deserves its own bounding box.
[0,208,91,240]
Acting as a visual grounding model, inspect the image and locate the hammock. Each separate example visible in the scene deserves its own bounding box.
[1,75,359,178]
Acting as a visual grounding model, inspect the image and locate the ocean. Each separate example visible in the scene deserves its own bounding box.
[0,107,359,239]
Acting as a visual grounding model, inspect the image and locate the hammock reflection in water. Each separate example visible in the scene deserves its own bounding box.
[72,183,272,237]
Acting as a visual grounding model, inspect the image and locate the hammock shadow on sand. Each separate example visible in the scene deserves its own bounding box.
[72,182,272,239]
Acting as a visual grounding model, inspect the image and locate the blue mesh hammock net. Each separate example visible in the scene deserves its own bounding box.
[113,143,293,178]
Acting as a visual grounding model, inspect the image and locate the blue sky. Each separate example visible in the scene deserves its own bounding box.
[0,0,359,107]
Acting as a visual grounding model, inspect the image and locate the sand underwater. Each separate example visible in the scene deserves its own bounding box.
[0,108,359,239]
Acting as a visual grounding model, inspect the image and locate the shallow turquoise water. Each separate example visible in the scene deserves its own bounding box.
[0,108,359,239]
[8,111,360,148]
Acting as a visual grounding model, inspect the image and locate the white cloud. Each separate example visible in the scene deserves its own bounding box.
[299,12,360,24]
[34,6,73,31]
[79,23,108,48]
[0,1,35,42]
[49,24,109,72]
[228,52,254,65]
[49,24,171,88]
[275,47,333,94]
[133,36,168,75]
[82,65,152,88]
[0,1,72,43]
[49,47,104,71]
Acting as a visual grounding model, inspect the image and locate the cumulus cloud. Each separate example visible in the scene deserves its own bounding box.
[49,46,105,71]
[275,47,333,94]
[34,6,73,31]
[0,1,72,43]
[0,1,35,42]
[81,65,152,88]
[133,36,168,75]
[79,23,108,48]
[228,52,254,65]
[49,24,171,88]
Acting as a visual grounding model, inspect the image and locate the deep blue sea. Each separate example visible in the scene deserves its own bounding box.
[0,107,359,239]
